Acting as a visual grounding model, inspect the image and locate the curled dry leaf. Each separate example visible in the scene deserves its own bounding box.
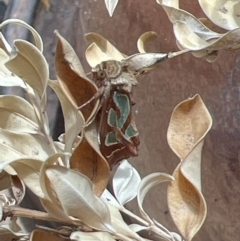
[0,129,54,162]
[0,48,25,88]
[39,153,75,223]
[167,94,212,241]
[48,80,84,158]
[112,160,141,205]
[9,158,45,199]
[85,43,112,68]
[0,19,43,52]
[137,31,158,53]
[0,171,11,191]
[174,21,240,51]
[157,0,240,62]
[0,220,27,240]
[70,122,110,197]
[137,172,174,224]
[101,189,121,208]
[85,32,124,66]
[107,204,142,241]
[0,95,39,134]
[104,0,120,17]
[198,0,240,30]
[70,231,115,241]
[125,53,168,73]
[5,40,48,99]
[30,229,65,241]
[128,224,148,233]
[45,165,114,232]
[54,31,99,122]
[0,226,24,241]
[0,32,12,54]
[11,175,25,205]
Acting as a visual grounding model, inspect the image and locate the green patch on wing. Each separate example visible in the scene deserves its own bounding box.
[106,132,118,145]
[125,124,138,138]
[105,91,138,146]
[113,91,130,129]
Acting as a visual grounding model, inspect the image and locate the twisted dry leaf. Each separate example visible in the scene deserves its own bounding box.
[0,19,43,52]
[137,31,158,53]
[85,43,112,68]
[0,48,25,88]
[5,40,48,99]
[198,0,240,30]
[46,165,114,232]
[30,229,65,241]
[48,80,84,158]
[157,0,240,61]
[9,158,45,199]
[104,0,120,17]
[0,95,39,134]
[137,172,174,224]
[106,204,142,241]
[167,94,212,241]
[70,122,110,197]
[55,31,99,122]
[39,153,75,223]
[85,32,124,66]
[112,160,141,205]
[70,231,115,241]
[0,129,54,162]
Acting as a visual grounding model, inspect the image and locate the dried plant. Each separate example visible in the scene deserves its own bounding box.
[0,0,239,241]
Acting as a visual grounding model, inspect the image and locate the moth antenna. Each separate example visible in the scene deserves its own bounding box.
[82,102,102,128]
[78,86,105,110]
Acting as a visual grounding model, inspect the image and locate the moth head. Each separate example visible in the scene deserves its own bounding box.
[96,70,106,80]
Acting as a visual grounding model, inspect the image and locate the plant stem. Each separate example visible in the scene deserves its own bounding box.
[3,206,71,225]
[119,206,149,226]
[119,206,174,241]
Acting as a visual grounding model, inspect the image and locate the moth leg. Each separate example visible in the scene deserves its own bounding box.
[78,86,105,110]
[83,102,102,127]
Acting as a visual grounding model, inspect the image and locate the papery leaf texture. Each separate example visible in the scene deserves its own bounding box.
[30,229,65,241]
[198,0,240,30]
[137,31,158,53]
[156,0,240,62]
[70,122,110,197]
[46,165,114,232]
[0,48,25,88]
[137,172,174,223]
[70,231,115,241]
[106,203,142,240]
[5,40,48,99]
[39,153,75,223]
[0,19,43,51]
[0,95,39,134]
[101,189,121,208]
[104,0,120,17]
[55,31,99,122]
[113,159,141,205]
[9,158,45,199]
[0,129,54,162]
[167,94,212,241]
[85,43,112,68]
[0,220,27,240]
[85,32,124,62]
[48,80,84,157]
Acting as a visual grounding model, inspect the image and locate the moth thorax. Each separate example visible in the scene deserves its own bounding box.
[102,60,122,79]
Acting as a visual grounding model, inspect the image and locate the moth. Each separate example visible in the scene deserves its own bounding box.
[80,53,168,167]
